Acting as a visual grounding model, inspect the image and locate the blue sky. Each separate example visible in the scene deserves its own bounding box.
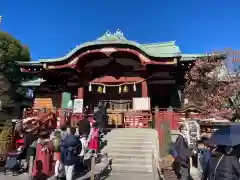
[1,0,240,65]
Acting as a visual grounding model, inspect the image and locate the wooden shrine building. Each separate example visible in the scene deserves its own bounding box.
[19,30,207,115]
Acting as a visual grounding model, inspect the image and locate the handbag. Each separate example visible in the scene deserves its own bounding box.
[189,157,201,180]
[212,155,225,180]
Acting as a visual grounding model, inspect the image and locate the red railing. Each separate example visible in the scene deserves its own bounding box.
[124,111,152,128]
[58,109,153,128]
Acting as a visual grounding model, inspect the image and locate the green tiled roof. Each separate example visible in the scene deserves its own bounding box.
[180,54,206,61]
[18,30,210,65]
[39,29,181,63]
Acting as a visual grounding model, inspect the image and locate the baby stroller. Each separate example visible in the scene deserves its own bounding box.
[4,152,24,176]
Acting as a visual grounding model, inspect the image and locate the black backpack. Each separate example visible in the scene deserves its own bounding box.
[61,136,81,164]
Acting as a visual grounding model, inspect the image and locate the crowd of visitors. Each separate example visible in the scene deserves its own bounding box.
[7,102,108,180]
[173,124,240,180]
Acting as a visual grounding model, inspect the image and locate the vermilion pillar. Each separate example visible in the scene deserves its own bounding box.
[141,81,148,97]
[78,87,84,99]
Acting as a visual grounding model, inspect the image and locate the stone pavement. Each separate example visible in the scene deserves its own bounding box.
[0,172,30,180]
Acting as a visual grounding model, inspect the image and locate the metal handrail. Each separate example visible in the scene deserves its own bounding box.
[152,150,164,180]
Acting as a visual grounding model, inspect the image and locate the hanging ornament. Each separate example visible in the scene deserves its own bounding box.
[103,85,106,93]
[88,83,92,92]
[123,85,128,93]
[118,86,122,94]
[133,83,136,92]
[97,86,103,93]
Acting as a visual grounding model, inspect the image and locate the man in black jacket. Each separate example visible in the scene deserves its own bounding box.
[94,102,108,133]
[175,124,194,180]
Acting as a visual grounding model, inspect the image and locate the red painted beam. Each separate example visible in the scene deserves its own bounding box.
[91,76,144,83]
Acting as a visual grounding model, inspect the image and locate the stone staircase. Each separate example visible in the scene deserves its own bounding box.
[102,128,160,179]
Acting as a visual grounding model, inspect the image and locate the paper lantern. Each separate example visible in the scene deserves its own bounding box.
[97,86,103,93]
[123,85,128,93]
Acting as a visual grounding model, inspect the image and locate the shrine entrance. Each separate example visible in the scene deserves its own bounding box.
[148,84,171,109]
[83,77,144,113]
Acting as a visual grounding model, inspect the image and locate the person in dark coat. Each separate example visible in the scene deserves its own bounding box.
[202,146,240,180]
[175,124,194,180]
[60,128,82,180]
[78,114,91,137]
[93,102,107,132]
[197,136,211,178]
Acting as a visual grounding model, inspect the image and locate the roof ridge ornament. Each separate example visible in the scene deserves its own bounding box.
[114,29,124,39]
[97,29,126,41]
[105,30,111,36]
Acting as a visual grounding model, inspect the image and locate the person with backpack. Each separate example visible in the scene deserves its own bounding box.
[60,128,82,180]
[197,136,211,179]
[60,124,68,140]
[54,125,69,180]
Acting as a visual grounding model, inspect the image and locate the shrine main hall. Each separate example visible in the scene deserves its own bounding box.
[19,30,207,113]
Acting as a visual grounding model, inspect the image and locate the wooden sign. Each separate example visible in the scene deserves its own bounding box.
[133,97,150,111]
[73,99,83,113]
[183,120,200,150]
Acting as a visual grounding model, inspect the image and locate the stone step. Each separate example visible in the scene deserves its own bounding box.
[107,152,153,159]
[103,148,154,154]
[103,146,156,154]
[108,143,156,149]
[105,137,155,142]
[104,137,157,144]
[106,140,155,146]
[106,130,157,134]
[105,135,154,140]
[102,129,159,177]
[111,163,153,173]
[105,137,157,143]
[75,158,111,180]
[112,157,152,166]
[106,172,153,180]
[107,129,157,134]
[106,131,156,136]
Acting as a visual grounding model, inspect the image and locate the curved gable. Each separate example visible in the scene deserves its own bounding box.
[39,29,181,63]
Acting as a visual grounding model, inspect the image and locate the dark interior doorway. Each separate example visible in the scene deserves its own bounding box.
[148,84,171,109]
